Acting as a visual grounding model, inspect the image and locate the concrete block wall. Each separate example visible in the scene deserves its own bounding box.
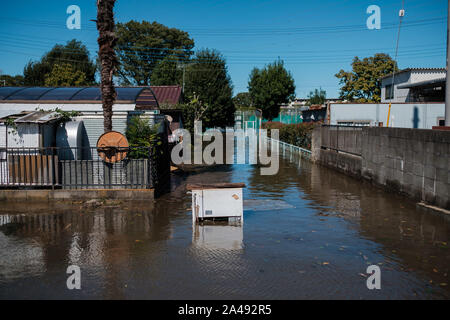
[312,126,450,210]
[318,148,362,178]
[312,126,362,178]
[361,127,450,209]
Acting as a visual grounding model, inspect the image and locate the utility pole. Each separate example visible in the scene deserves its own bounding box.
[177,62,187,93]
[445,0,450,126]
[182,64,186,94]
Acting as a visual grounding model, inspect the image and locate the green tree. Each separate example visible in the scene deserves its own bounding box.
[177,94,210,133]
[183,49,234,129]
[115,20,194,85]
[23,39,96,86]
[44,63,87,87]
[335,53,397,103]
[233,92,254,110]
[307,88,326,105]
[150,55,183,86]
[0,74,24,86]
[248,59,295,120]
[126,116,160,158]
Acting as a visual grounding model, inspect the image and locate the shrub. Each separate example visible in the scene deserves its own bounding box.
[262,121,317,150]
[125,116,161,158]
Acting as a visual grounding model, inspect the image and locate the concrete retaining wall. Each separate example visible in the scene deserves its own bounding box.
[0,188,154,202]
[312,126,450,209]
[317,149,362,178]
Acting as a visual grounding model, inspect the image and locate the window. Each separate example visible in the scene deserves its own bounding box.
[438,118,445,126]
[385,84,394,100]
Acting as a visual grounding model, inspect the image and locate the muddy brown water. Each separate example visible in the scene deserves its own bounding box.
[0,153,449,299]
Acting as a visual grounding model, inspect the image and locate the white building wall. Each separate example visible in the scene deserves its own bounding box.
[7,123,41,148]
[381,72,411,103]
[330,103,445,129]
[0,124,6,149]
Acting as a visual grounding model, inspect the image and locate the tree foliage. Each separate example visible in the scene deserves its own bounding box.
[307,88,326,105]
[233,92,254,110]
[44,63,87,87]
[0,74,24,86]
[183,49,234,129]
[248,60,295,120]
[23,39,96,86]
[262,122,317,150]
[115,20,194,85]
[125,116,160,158]
[335,53,397,103]
[177,94,210,133]
[150,55,183,86]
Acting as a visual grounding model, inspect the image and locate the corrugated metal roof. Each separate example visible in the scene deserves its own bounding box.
[0,87,158,105]
[0,110,22,119]
[150,86,182,107]
[397,77,446,89]
[380,68,446,80]
[10,111,60,124]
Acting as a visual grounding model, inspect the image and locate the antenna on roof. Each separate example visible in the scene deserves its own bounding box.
[387,0,406,127]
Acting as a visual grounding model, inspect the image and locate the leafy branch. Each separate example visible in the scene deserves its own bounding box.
[35,107,81,124]
[4,117,17,135]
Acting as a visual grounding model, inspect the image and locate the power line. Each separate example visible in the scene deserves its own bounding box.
[0,30,445,55]
[0,16,444,36]
[0,37,445,62]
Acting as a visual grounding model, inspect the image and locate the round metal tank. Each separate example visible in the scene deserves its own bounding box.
[56,121,84,160]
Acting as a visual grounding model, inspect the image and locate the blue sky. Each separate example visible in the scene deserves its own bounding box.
[0,0,446,98]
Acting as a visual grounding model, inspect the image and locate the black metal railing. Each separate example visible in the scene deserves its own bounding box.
[0,146,164,190]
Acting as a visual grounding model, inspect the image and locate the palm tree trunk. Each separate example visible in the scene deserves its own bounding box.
[96,0,118,132]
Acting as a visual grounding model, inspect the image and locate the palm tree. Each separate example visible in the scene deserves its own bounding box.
[96,0,118,132]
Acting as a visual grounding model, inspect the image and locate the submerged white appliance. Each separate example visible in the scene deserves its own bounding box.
[187,183,245,223]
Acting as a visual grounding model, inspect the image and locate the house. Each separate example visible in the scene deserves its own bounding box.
[0,86,165,149]
[150,85,184,143]
[380,68,446,103]
[327,68,447,128]
[0,87,170,189]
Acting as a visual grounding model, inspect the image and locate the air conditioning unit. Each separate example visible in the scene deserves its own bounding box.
[187,183,245,223]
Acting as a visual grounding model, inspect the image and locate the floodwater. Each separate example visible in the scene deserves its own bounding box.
[0,152,449,299]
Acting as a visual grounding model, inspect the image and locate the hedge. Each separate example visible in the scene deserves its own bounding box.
[262,121,317,150]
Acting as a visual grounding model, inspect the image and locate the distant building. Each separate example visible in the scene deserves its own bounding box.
[280,97,343,109]
[380,68,446,103]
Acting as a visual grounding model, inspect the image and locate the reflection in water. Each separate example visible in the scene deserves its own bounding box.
[0,208,173,299]
[192,222,243,250]
[0,216,46,281]
[0,149,449,299]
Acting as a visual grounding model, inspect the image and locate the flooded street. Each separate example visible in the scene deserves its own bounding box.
[0,153,449,299]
